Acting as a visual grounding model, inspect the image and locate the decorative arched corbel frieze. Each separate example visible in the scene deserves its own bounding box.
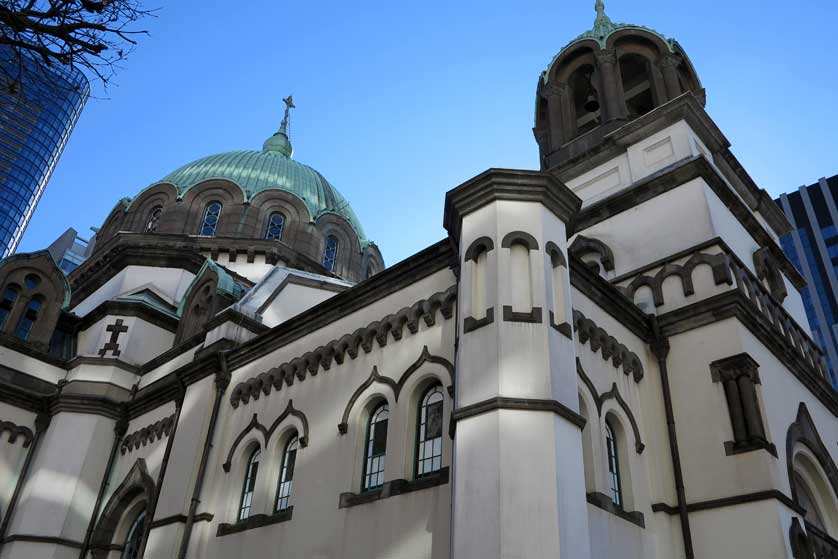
[501,231,539,250]
[121,414,176,455]
[464,236,495,261]
[600,383,645,454]
[395,345,455,399]
[786,402,838,505]
[338,366,397,434]
[622,252,732,307]
[573,309,644,382]
[0,420,34,448]
[545,241,567,268]
[266,400,310,448]
[222,413,269,473]
[90,458,156,553]
[570,235,614,272]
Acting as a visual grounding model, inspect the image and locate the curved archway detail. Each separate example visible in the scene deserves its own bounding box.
[786,403,838,507]
[90,459,156,556]
[338,366,397,434]
[222,413,268,473]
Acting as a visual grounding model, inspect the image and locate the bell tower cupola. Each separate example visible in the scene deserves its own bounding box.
[534,1,704,170]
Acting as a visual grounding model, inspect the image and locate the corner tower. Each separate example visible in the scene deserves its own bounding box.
[534,1,703,170]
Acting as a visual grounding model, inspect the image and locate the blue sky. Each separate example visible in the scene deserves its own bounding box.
[17,0,838,266]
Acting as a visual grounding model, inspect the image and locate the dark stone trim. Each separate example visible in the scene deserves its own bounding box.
[570,235,615,272]
[224,400,309,471]
[0,331,67,369]
[149,513,213,530]
[75,299,179,333]
[599,383,645,454]
[217,508,292,537]
[1,534,83,549]
[121,414,176,455]
[464,236,495,262]
[66,356,142,375]
[544,241,567,268]
[651,489,804,516]
[549,311,573,338]
[572,155,804,289]
[48,393,125,420]
[451,397,585,429]
[444,169,581,244]
[573,309,644,382]
[222,413,268,472]
[463,307,494,333]
[586,492,645,528]
[500,231,539,250]
[610,237,727,284]
[569,257,651,341]
[0,420,34,447]
[394,345,455,400]
[338,367,396,435]
[502,306,542,324]
[786,402,838,507]
[338,468,449,509]
[204,307,269,337]
[657,291,838,417]
[724,439,777,458]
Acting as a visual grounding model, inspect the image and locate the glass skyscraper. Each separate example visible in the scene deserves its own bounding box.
[0,47,89,258]
[777,175,838,388]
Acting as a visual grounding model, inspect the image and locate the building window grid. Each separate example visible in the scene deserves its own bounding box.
[145,206,163,233]
[0,285,18,328]
[264,212,286,241]
[275,435,298,512]
[14,297,41,340]
[239,448,260,521]
[415,385,444,477]
[362,403,388,492]
[323,236,339,272]
[605,421,623,508]
[198,201,223,237]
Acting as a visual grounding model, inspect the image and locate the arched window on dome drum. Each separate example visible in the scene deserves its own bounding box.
[323,236,339,272]
[275,435,298,512]
[239,447,260,521]
[24,274,40,289]
[605,419,623,508]
[198,201,223,236]
[264,212,286,241]
[14,296,43,341]
[145,206,163,233]
[362,403,388,492]
[416,384,444,477]
[619,54,656,119]
[0,286,19,329]
[121,509,146,559]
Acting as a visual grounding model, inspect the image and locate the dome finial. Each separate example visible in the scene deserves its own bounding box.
[592,0,614,40]
[263,94,295,157]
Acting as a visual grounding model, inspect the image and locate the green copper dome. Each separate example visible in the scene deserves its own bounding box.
[154,107,368,241]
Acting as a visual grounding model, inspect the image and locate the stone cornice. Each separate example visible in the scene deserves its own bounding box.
[573,155,805,289]
[203,307,269,336]
[443,168,582,244]
[73,299,180,333]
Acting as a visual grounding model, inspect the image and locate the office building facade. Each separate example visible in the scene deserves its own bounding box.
[777,175,838,388]
[0,47,89,258]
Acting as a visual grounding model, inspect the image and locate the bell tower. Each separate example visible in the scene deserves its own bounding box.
[534,1,704,171]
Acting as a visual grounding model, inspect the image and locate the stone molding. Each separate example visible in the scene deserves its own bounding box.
[1,534,83,549]
[222,400,310,473]
[451,396,586,432]
[216,508,292,537]
[617,251,732,307]
[570,235,615,272]
[576,359,644,453]
[500,231,539,250]
[573,309,644,382]
[651,489,804,516]
[502,306,543,324]
[338,347,454,434]
[463,236,494,262]
[90,458,156,555]
[0,420,34,447]
[786,402,838,508]
[120,414,176,455]
[463,307,494,333]
[586,491,645,528]
[338,467,449,509]
[229,287,456,409]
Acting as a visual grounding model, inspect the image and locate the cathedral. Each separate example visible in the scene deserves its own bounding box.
[0,3,836,558]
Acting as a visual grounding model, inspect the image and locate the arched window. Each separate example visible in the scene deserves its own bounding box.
[619,54,656,119]
[795,472,827,532]
[0,286,19,329]
[264,212,286,241]
[121,509,146,559]
[416,384,444,477]
[323,235,339,272]
[605,419,623,508]
[362,403,388,491]
[275,435,298,512]
[198,201,223,236]
[23,274,40,289]
[14,296,42,341]
[145,206,163,233]
[239,447,260,521]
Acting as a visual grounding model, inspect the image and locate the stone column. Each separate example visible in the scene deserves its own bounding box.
[659,54,683,101]
[545,82,573,148]
[444,169,589,559]
[594,49,624,121]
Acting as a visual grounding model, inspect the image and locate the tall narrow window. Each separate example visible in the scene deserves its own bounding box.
[14,297,42,341]
[122,509,146,559]
[275,435,298,512]
[0,286,18,329]
[264,212,286,241]
[362,403,388,491]
[198,201,223,236]
[239,448,260,521]
[605,420,623,508]
[416,385,444,477]
[711,354,771,455]
[145,206,163,233]
[323,235,339,272]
